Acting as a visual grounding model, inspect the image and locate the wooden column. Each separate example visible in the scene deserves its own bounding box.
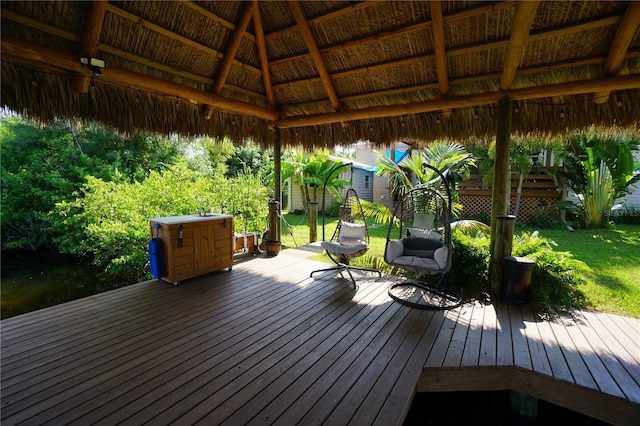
[273,126,282,243]
[309,201,318,242]
[491,215,516,295]
[489,97,513,295]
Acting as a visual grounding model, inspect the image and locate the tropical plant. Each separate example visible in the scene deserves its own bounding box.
[363,141,475,223]
[553,131,640,227]
[276,149,351,209]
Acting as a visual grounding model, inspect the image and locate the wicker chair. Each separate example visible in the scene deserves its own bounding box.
[384,164,462,310]
[310,163,381,288]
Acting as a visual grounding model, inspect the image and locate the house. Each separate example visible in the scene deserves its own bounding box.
[286,155,376,213]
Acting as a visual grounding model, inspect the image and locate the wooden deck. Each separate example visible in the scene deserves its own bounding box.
[1,244,639,426]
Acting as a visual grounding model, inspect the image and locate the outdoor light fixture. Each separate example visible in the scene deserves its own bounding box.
[616,95,623,107]
[80,57,106,77]
[560,109,565,118]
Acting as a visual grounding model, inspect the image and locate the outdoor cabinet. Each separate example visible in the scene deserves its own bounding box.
[149,214,234,285]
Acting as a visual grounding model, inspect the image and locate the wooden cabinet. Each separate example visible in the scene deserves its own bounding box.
[149,214,234,285]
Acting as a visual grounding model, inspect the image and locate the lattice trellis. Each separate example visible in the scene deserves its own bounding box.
[459,194,561,224]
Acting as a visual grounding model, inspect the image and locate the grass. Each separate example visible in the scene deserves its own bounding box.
[533,224,640,318]
[280,212,640,318]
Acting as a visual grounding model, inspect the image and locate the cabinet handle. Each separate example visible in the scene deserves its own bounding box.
[179,225,183,247]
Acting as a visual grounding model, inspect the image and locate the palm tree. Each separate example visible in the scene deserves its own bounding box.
[279,149,351,210]
[364,140,475,223]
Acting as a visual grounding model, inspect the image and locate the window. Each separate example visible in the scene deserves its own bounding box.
[364,175,370,189]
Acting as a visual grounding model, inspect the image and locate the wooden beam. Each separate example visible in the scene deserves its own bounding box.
[266,0,380,39]
[274,73,640,128]
[271,13,619,93]
[430,1,451,118]
[268,1,516,68]
[593,1,640,103]
[253,0,276,109]
[104,3,262,76]
[179,0,254,41]
[73,0,107,93]
[1,36,279,121]
[430,1,449,97]
[1,9,268,103]
[500,1,540,91]
[212,2,254,95]
[289,0,342,111]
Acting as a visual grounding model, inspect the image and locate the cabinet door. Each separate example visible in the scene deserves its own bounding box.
[170,226,195,279]
[193,224,215,271]
[213,218,233,267]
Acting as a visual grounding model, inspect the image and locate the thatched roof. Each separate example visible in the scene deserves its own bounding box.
[2,0,640,148]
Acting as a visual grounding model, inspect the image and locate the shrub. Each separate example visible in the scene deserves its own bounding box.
[50,161,269,281]
[511,231,587,312]
[447,227,588,313]
[449,231,490,299]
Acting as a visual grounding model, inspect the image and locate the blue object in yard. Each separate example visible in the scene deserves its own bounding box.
[149,224,164,279]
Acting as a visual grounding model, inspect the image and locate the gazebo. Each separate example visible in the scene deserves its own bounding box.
[3,0,639,289]
[2,2,640,424]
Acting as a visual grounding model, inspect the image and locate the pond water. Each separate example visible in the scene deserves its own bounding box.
[1,249,134,319]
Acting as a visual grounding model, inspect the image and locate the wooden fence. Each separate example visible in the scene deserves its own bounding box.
[458,171,563,224]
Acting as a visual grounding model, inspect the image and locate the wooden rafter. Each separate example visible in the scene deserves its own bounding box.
[1,36,279,121]
[288,0,341,111]
[6,4,630,115]
[278,50,640,111]
[252,0,276,109]
[499,0,540,91]
[267,0,380,39]
[269,1,516,67]
[180,0,251,39]
[104,3,262,76]
[271,14,619,92]
[274,73,640,128]
[593,1,640,104]
[73,0,107,93]
[429,0,451,118]
[212,2,253,95]
[429,1,448,97]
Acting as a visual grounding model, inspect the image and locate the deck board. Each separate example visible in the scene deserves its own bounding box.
[1,245,639,426]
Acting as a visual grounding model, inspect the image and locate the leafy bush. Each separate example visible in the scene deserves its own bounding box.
[51,161,269,281]
[447,227,588,313]
[449,231,490,299]
[511,231,587,312]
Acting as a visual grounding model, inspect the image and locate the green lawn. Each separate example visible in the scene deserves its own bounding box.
[280,213,640,318]
[534,224,640,318]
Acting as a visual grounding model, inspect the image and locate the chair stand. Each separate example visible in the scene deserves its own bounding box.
[387,275,461,310]
[310,262,382,289]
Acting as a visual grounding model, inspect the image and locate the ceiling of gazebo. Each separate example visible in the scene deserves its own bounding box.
[1,0,640,148]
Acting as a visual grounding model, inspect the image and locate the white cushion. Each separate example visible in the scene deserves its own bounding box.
[392,255,441,270]
[408,228,441,240]
[338,221,366,246]
[321,240,368,254]
[413,213,434,230]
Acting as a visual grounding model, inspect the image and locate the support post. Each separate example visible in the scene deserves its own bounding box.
[489,96,513,294]
[309,201,318,243]
[266,200,281,256]
[491,215,516,295]
[273,126,282,243]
